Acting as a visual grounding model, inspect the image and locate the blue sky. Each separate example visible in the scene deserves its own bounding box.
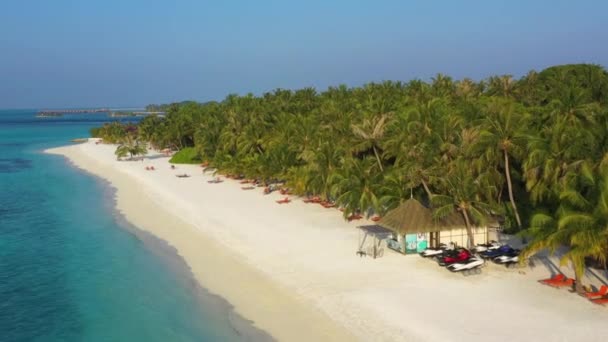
[0,0,606,108]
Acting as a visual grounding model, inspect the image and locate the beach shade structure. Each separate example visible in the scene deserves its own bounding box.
[356,225,393,259]
[377,198,477,254]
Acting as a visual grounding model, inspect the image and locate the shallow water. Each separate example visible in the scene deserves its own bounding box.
[0,110,268,342]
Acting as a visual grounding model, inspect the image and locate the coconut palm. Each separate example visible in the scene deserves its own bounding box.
[351,114,390,172]
[115,135,148,160]
[521,173,608,294]
[474,99,528,228]
[331,156,384,218]
[432,160,493,247]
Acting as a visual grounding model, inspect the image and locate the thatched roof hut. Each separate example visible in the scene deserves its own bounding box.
[378,198,465,235]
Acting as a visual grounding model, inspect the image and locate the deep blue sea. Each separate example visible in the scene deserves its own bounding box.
[0,110,260,342]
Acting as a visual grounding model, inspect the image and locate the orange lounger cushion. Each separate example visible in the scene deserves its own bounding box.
[585,285,608,298]
[538,274,565,284]
[591,297,608,305]
[546,278,574,288]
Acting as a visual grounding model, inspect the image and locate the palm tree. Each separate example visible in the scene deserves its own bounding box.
[432,160,492,247]
[474,99,528,228]
[115,135,148,160]
[351,114,390,172]
[331,157,384,218]
[521,173,608,294]
[524,119,597,203]
[486,75,517,98]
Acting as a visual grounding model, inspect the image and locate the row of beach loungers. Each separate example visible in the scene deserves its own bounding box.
[148,162,383,220]
[538,274,608,305]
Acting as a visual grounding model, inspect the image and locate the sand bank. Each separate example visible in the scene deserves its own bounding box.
[47,140,608,341]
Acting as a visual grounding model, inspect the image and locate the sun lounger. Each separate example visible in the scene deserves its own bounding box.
[303,196,321,203]
[176,174,190,178]
[585,285,608,298]
[240,179,251,184]
[241,186,255,190]
[276,197,291,204]
[590,296,608,305]
[538,274,566,285]
[371,216,381,222]
[207,178,223,183]
[546,278,575,288]
[321,202,336,208]
[347,214,363,222]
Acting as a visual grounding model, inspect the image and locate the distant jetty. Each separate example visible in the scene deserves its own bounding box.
[35,108,164,118]
[110,111,166,117]
[36,108,110,117]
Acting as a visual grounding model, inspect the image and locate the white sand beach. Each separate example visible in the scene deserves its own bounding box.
[47,140,608,342]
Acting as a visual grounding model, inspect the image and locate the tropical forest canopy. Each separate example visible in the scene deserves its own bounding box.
[92,64,608,289]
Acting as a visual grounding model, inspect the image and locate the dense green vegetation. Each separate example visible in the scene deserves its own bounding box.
[114,135,147,160]
[169,147,201,164]
[92,64,608,293]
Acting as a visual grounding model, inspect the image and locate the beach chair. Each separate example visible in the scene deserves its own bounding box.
[241,186,255,190]
[546,278,575,289]
[347,214,363,222]
[585,285,608,298]
[590,296,608,305]
[371,216,381,222]
[538,274,565,285]
[276,197,291,204]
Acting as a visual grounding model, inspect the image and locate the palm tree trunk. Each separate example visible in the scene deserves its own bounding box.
[372,146,384,172]
[461,208,475,248]
[421,179,433,203]
[504,150,522,228]
[573,262,585,295]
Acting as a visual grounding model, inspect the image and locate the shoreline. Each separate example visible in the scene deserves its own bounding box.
[47,142,356,342]
[47,140,608,342]
[98,175,275,341]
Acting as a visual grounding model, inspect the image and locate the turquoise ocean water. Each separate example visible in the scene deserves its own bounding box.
[0,110,265,342]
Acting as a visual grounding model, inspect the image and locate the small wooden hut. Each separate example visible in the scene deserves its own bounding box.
[378,198,488,254]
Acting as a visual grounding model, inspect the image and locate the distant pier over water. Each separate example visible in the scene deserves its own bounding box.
[35,108,164,118]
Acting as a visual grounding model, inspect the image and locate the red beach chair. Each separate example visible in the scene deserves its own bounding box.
[546,278,575,289]
[276,197,291,204]
[538,274,565,285]
[347,214,363,222]
[585,285,608,298]
[303,196,321,203]
[591,296,608,305]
